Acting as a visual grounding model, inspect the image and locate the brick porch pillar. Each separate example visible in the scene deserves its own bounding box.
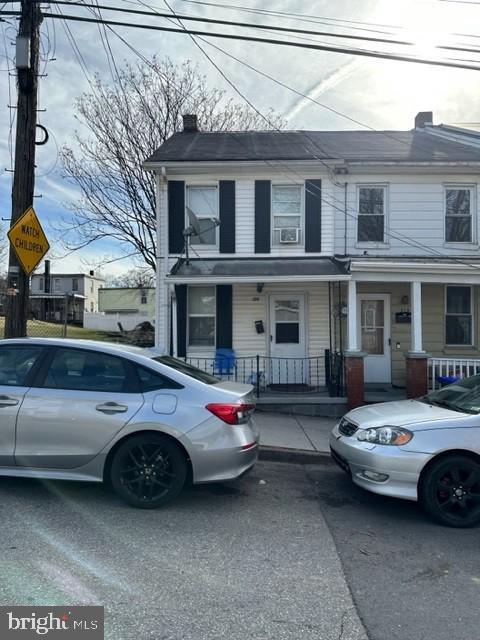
[345,351,366,410]
[405,352,429,399]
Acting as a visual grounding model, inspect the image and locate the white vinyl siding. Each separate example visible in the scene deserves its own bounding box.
[335,176,480,256]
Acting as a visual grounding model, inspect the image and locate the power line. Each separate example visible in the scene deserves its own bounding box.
[7,11,478,72]
[46,1,417,46]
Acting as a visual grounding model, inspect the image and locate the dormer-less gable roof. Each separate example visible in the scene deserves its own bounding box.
[145,129,480,165]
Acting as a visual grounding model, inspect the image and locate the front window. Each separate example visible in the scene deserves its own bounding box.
[445,285,473,346]
[188,286,215,347]
[445,186,473,243]
[272,184,302,245]
[186,185,218,247]
[0,345,44,386]
[357,186,386,242]
[42,348,129,392]
[54,278,61,292]
[39,278,44,291]
[72,278,78,291]
[425,375,480,414]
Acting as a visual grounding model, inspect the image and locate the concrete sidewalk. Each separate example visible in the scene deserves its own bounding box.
[253,411,337,461]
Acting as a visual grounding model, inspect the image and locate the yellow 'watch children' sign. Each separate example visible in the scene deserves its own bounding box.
[7,206,50,275]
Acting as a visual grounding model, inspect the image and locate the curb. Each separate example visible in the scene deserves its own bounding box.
[259,445,332,465]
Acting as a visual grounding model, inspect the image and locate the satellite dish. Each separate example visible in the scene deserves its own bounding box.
[186,206,202,237]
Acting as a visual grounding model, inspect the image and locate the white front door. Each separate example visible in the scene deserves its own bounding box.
[269,294,307,384]
[357,294,391,384]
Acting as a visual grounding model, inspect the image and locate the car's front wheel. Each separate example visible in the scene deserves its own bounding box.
[110,433,187,508]
[419,454,480,528]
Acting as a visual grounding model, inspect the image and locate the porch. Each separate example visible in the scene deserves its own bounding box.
[344,258,480,408]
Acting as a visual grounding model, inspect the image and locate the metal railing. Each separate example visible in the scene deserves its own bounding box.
[429,357,480,391]
[185,355,326,397]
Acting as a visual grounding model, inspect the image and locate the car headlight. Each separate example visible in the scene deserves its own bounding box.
[356,426,413,446]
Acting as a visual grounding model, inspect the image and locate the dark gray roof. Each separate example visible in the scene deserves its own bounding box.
[169,257,349,279]
[145,130,480,164]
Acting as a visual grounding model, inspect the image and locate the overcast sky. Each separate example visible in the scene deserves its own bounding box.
[1,0,479,277]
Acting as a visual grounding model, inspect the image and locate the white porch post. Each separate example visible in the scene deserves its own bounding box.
[155,169,170,350]
[347,279,358,352]
[410,280,424,353]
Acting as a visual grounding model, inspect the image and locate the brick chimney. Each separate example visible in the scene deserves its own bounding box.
[414,111,433,129]
[182,114,198,132]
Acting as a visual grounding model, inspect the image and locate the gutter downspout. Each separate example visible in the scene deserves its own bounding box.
[155,167,169,350]
[344,182,348,256]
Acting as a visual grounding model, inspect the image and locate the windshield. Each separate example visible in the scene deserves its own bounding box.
[424,374,480,414]
[152,355,219,385]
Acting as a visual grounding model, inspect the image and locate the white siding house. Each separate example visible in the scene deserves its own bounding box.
[144,113,480,408]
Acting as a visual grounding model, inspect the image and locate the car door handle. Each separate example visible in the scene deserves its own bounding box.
[95,402,128,414]
[0,395,19,407]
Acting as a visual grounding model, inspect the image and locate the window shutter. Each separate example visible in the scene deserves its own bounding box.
[216,285,233,348]
[219,181,236,253]
[175,284,187,357]
[255,180,271,253]
[168,181,185,254]
[305,179,322,253]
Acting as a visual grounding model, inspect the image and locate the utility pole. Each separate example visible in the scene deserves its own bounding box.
[4,0,42,338]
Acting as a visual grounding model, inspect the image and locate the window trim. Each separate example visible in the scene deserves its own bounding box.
[187,285,216,350]
[271,183,304,247]
[356,183,388,246]
[186,183,219,250]
[445,284,474,347]
[444,184,475,245]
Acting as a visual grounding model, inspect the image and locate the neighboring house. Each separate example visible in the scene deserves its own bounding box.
[98,287,155,321]
[144,112,480,409]
[30,270,105,324]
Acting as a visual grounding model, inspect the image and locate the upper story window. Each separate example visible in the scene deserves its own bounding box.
[186,185,218,247]
[72,278,78,291]
[188,286,215,348]
[445,186,474,243]
[445,285,473,346]
[39,278,44,291]
[54,278,61,292]
[140,293,147,304]
[357,185,386,243]
[272,185,302,246]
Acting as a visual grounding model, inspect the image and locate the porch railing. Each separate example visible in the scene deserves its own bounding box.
[185,355,328,397]
[429,357,480,391]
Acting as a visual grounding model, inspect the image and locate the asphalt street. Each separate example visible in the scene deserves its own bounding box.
[307,461,480,640]
[0,461,366,640]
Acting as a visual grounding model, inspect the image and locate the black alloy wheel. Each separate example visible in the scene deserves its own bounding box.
[110,434,187,508]
[420,455,480,528]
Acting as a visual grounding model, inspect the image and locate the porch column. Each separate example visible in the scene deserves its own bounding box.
[405,281,429,399]
[345,280,366,410]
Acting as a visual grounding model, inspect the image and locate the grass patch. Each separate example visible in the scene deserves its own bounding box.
[0,317,114,342]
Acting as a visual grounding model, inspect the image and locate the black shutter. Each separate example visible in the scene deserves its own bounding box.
[219,181,236,253]
[175,284,187,357]
[305,179,322,252]
[168,181,185,254]
[216,285,233,349]
[255,180,271,253]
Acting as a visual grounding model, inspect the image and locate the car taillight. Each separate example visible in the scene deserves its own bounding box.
[206,402,256,425]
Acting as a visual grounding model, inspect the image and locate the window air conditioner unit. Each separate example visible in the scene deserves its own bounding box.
[279,227,300,243]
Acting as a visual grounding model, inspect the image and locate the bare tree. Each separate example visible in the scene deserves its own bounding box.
[60,57,285,270]
[105,267,155,288]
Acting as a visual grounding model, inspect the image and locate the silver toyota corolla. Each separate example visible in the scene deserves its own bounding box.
[0,338,258,508]
[330,377,480,527]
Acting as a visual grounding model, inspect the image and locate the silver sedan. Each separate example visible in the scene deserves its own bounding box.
[330,376,480,527]
[0,338,258,508]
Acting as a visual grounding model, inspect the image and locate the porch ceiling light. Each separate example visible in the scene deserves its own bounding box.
[256,283,264,293]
